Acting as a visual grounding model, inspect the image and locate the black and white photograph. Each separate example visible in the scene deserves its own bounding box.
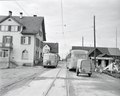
[0,0,120,96]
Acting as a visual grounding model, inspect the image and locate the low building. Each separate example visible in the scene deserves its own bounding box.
[72,46,120,68]
[0,11,46,68]
[43,42,60,60]
[43,42,59,54]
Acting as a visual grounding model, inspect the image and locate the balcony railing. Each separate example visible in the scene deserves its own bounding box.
[0,42,13,48]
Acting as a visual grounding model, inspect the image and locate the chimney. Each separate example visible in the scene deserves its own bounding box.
[9,11,12,16]
[20,12,23,18]
[33,15,37,17]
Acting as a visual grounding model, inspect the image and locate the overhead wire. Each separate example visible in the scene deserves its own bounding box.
[14,0,29,16]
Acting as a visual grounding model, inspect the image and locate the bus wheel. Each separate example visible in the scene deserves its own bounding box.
[76,69,79,76]
[88,73,91,77]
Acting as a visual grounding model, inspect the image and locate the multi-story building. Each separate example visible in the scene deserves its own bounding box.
[0,11,46,68]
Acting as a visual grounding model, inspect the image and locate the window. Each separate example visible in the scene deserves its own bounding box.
[3,36,13,44]
[0,25,20,32]
[0,26,8,31]
[11,26,18,31]
[22,50,28,59]
[0,50,8,57]
[21,36,31,45]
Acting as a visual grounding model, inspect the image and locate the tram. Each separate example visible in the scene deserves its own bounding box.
[43,53,58,68]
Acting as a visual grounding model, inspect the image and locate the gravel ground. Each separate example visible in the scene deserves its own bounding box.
[0,66,43,90]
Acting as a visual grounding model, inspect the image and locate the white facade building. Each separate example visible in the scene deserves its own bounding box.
[0,11,46,68]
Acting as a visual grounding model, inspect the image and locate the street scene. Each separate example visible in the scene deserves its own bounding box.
[0,0,120,96]
[0,61,120,96]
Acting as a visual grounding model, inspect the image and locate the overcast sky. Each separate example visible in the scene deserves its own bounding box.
[0,0,120,58]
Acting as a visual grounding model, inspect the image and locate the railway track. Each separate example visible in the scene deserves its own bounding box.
[43,64,70,96]
[66,66,70,96]
[0,68,49,96]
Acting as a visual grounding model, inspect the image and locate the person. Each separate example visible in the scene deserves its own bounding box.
[99,65,103,74]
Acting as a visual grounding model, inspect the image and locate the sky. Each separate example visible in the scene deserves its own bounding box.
[0,0,120,58]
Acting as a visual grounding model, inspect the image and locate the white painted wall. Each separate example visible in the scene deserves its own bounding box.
[0,17,35,66]
[43,45,50,54]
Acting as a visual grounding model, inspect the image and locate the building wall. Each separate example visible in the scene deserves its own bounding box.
[0,32,35,66]
[34,33,43,65]
[0,17,35,66]
[43,45,50,54]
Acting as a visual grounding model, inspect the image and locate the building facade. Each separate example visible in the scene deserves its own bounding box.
[42,42,60,60]
[0,11,46,68]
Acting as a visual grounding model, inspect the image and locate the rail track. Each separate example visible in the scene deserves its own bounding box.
[0,68,49,96]
[43,64,70,96]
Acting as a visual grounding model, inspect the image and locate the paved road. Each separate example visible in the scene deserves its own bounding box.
[2,61,120,96]
[68,68,120,96]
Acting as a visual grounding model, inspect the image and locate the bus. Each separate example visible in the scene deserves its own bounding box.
[67,50,88,70]
[43,53,58,68]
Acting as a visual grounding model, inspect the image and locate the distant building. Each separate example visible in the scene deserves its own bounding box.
[72,46,120,68]
[43,42,59,54]
[0,11,46,68]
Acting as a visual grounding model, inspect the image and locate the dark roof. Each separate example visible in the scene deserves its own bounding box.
[0,15,46,41]
[72,46,120,56]
[43,42,59,53]
[98,54,109,57]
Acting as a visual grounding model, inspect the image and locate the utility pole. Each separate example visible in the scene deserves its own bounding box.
[94,15,96,68]
[116,28,117,48]
[61,0,64,34]
[82,36,84,47]
[116,28,117,57]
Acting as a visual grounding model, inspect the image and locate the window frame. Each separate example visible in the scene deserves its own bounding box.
[0,50,9,58]
[0,25,20,32]
[22,50,29,60]
[21,36,31,45]
[3,36,13,44]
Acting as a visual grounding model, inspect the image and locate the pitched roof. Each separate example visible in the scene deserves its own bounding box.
[43,42,59,53]
[72,46,120,56]
[108,48,120,56]
[0,15,46,41]
[98,54,109,57]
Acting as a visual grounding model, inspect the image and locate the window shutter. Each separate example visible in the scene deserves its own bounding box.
[28,37,31,44]
[10,36,13,43]
[2,36,5,43]
[21,36,23,44]
[8,26,11,31]
[18,26,21,31]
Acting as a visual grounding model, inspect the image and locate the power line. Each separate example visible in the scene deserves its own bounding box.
[61,0,64,35]
[14,0,29,16]
[0,0,15,1]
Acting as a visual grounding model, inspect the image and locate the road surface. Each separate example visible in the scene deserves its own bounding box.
[1,61,120,96]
